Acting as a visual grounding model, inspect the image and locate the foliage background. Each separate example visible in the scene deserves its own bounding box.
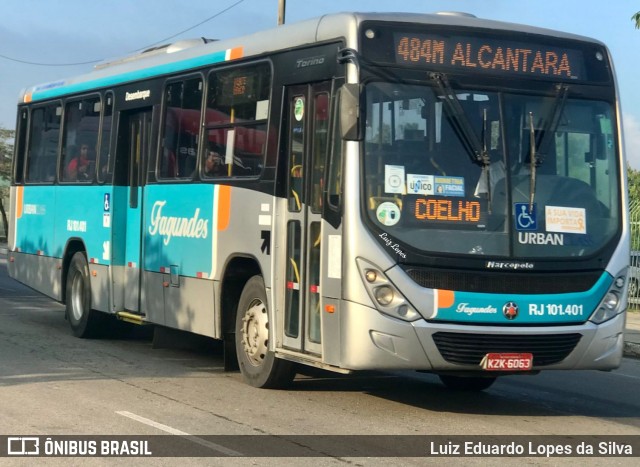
[0,127,13,240]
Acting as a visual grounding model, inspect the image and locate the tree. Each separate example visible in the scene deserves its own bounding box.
[629,165,640,251]
[633,12,640,29]
[629,165,640,200]
[0,126,13,241]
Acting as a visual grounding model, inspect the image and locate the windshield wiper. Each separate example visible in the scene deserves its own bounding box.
[535,84,569,164]
[430,72,495,210]
[528,112,537,212]
[527,84,569,212]
[429,72,490,167]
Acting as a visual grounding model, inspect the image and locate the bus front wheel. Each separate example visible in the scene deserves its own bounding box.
[235,275,294,388]
[66,252,102,338]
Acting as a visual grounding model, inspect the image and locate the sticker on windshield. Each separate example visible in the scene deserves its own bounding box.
[545,206,586,234]
[294,97,304,121]
[434,176,465,197]
[514,203,537,231]
[376,202,401,226]
[407,174,435,195]
[385,165,405,194]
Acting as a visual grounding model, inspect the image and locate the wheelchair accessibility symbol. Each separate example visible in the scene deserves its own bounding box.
[515,203,537,231]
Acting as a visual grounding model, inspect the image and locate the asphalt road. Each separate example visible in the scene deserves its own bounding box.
[1,253,640,465]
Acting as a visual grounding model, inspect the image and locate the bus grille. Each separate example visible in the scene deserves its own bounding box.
[432,332,582,366]
[403,268,600,294]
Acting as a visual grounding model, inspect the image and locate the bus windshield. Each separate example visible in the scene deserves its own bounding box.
[363,81,620,259]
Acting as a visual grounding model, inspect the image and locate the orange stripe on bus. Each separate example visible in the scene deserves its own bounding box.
[229,47,244,60]
[437,289,455,309]
[23,93,32,103]
[15,186,24,219]
[217,185,231,231]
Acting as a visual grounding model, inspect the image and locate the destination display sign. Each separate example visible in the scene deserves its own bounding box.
[219,73,257,105]
[392,32,586,80]
[403,195,487,229]
[359,23,612,83]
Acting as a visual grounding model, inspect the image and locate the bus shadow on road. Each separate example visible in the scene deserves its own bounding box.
[287,368,640,422]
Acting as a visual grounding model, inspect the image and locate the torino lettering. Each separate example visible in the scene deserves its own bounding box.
[414,199,481,222]
[148,201,209,245]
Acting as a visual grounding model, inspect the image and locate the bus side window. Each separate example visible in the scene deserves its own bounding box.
[61,96,100,183]
[159,77,202,180]
[13,108,28,184]
[203,62,269,179]
[25,104,60,184]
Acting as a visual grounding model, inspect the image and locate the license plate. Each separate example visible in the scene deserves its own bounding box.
[480,353,533,371]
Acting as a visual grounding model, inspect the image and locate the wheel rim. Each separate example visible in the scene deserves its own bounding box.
[70,271,85,322]
[240,298,269,367]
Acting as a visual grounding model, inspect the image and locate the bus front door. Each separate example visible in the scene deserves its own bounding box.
[281,83,331,356]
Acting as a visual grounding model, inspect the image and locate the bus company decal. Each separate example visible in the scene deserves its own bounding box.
[455,303,498,316]
[148,200,209,246]
[433,272,611,324]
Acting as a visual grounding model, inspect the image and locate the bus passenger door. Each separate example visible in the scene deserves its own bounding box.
[281,82,331,356]
[113,109,152,314]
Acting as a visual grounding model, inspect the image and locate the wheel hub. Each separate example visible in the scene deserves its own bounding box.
[240,299,269,366]
[70,273,85,322]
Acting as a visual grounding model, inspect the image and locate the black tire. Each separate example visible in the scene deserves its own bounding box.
[439,374,497,391]
[235,275,295,388]
[66,252,103,338]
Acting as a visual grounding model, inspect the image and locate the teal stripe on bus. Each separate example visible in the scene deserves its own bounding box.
[30,49,231,102]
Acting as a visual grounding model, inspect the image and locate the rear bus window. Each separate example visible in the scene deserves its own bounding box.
[25,103,61,183]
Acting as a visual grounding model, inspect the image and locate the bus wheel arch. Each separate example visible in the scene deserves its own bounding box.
[61,238,88,304]
[220,256,262,371]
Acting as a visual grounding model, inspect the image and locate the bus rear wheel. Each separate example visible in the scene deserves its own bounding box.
[439,374,497,391]
[235,275,294,388]
[66,252,103,338]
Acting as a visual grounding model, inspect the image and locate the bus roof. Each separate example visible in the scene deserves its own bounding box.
[19,11,606,104]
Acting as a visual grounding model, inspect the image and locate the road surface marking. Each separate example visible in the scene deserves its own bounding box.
[116,410,243,456]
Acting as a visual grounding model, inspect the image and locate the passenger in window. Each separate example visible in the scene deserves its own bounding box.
[65,144,93,181]
[204,149,225,176]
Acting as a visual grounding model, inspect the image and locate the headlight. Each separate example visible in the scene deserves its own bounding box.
[356,258,420,322]
[589,273,625,324]
[374,286,394,306]
[602,291,619,310]
[365,269,378,283]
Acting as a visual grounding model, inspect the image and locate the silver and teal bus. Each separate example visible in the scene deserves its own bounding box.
[8,12,629,390]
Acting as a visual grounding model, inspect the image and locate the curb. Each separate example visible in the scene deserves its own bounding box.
[624,342,640,360]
